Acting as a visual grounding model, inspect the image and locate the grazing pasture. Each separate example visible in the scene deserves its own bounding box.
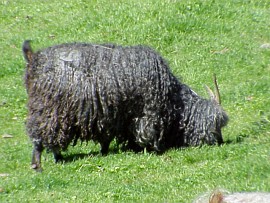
[0,0,269,202]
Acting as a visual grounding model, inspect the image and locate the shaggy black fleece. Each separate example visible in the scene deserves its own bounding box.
[23,41,228,170]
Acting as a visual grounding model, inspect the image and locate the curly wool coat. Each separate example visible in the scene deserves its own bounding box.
[23,41,228,170]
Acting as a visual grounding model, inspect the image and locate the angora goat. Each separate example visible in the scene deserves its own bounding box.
[23,41,228,170]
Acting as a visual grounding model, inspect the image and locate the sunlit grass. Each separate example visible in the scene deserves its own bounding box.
[0,0,270,202]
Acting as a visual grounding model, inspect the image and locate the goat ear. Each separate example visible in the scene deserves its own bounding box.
[205,74,221,105]
[205,85,216,101]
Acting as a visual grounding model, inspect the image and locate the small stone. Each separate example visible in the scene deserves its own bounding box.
[2,134,13,138]
[260,43,270,49]
[0,173,9,177]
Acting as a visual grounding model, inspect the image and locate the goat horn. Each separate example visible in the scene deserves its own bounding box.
[213,74,221,105]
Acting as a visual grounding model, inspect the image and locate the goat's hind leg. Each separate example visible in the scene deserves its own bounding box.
[31,141,44,171]
[52,148,63,163]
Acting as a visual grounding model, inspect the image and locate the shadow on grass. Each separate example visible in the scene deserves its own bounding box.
[62,147,121,163]
[63,153,93,163]
[60,131,257,164]
[223,133,250,144]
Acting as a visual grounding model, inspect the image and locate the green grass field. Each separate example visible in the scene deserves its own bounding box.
[1,0,270,202]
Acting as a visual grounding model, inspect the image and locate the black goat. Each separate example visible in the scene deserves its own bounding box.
[22,41,228,170]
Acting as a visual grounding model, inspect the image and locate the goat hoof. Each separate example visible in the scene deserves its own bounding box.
[31,163,38,169]
[31,164,42,172]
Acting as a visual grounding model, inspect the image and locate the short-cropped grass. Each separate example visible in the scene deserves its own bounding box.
[1,0,270,202]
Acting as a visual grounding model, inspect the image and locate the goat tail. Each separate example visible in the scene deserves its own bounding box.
[22,40,33,63]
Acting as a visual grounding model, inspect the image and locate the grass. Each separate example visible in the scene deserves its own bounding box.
[1,0,270,202]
